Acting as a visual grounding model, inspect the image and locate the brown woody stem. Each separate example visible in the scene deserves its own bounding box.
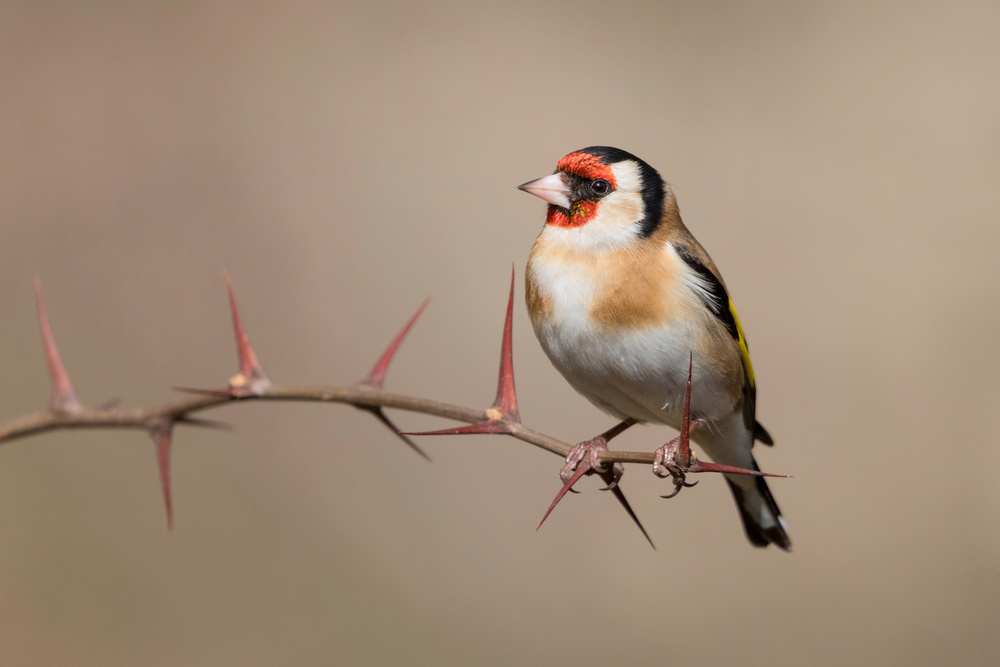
[0,383,671,465]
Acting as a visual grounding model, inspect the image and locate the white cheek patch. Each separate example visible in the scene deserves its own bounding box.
[610,160,643,192]
[593,190,644,233]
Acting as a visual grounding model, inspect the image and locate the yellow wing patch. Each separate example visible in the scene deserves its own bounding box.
[728,297,756,390]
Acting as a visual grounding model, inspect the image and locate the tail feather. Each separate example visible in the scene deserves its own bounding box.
[754,420,774,446]
[725,465,791,551]
[693,412,790,550]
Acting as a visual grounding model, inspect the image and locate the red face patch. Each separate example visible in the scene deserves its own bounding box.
[545,201,599,228]
[546,206,569,227]
[556,151,618,187]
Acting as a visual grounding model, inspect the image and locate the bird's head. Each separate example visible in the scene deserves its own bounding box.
[518,146,668,250]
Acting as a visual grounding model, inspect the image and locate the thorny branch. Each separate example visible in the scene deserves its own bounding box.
[1,269,787,546]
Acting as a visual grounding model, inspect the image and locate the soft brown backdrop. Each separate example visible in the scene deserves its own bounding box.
[2,1,998,665]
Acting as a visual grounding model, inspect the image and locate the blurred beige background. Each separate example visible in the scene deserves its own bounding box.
[1,1,998,665]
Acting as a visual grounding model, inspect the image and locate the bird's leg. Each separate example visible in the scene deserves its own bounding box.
[652,351,702,498]
[560,418,637,489]
[652,421,703,497]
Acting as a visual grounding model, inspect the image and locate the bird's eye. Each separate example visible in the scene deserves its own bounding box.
[590,179,610,196]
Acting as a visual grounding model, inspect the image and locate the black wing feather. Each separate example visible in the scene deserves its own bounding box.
[674,244,773,446]
[673,245,740,341]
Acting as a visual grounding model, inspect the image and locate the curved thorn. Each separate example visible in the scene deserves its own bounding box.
[360,298,430,390]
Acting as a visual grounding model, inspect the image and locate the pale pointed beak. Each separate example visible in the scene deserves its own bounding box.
[517,172,571,209]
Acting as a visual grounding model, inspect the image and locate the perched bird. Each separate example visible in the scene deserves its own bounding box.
[518,146,790,550]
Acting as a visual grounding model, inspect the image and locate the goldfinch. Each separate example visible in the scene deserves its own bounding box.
[518,146,791,550]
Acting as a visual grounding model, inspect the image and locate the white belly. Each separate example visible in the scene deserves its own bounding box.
[528,252,739,426]
[535,313,745,425]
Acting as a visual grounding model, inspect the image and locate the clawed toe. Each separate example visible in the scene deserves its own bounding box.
[559,437,608,482]
[652,418,703,499]
[558,418,635,487]
[598,462,624,490]
[659,471,699,498]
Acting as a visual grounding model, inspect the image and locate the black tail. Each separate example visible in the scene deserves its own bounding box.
[725,461,791,551]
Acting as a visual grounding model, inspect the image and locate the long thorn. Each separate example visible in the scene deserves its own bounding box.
[599,468,655,549]
[369,407,431,461]
[402,420,511,437]
[149,420,174,530]
[406,271,521,437]
[679,351,693,465]
[225,273,271,395]
[360,299,429,390]
[34,280,82,414]
[690,461,790,477]
[491,266,519,422]
[537,462,592,531]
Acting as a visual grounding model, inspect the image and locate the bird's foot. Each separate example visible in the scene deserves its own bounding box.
[560,418,636,490]
[561,438,623,489]
[652,420,703,498]
[652,350,702,498]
